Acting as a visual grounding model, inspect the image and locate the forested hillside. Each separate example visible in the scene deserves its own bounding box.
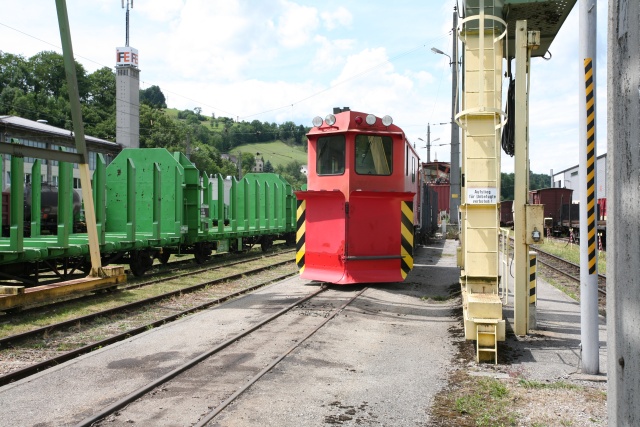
[0,50,309,189]
[500,172,552,201]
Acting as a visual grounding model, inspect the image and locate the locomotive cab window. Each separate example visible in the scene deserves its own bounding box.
[317,135,345,175]
[355,135,393,175]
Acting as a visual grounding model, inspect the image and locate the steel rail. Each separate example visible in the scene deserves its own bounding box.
[194,287,368,426]
[532,246,607,281]
[1,248,293,318]
[0,257,294,348]
[74,285,330,427]
[120,248,296,291]
[503,235,606,281]
[501,235,607,296]
[0,268,298,387]
[536,258,606,296]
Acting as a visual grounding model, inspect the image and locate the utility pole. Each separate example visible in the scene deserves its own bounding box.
[427,124,431,163]
[578,0,599,375]
[122,0,133,47]
[450,8,460,225]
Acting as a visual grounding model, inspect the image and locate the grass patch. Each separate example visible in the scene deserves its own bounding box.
[431,370,520,426]
[230,141,308,168]
[535,239,606,274]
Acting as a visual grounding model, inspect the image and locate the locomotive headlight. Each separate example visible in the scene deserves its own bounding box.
[365,114,376,125]
[325,114,336,126]
[382,115,393,126]
[312,116,323,127]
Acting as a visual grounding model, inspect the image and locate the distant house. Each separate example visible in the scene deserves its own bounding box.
[252,156,264,172]
[220,153,238,164]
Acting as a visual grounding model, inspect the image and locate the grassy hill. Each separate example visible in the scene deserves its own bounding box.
[163,108,308,167]
[231,141,308,168]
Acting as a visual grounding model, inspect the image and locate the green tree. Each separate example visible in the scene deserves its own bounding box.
[263,160,274,173]
[84,67,116,138]
[140,85,167,109]
[27,51,89,100]
[275,160,306,190]
[139,104,184,148]
[500,172,551,201]
[0,52,29,93]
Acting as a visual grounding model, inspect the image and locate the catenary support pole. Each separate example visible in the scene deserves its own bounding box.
[450,9,460,225]
[427,124,431,163]
[578,0,599,375]
[55,0,104,277]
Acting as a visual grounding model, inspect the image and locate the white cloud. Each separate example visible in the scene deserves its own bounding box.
[310,35,355,70]
[320,7,352,31]
[276,1,319,48]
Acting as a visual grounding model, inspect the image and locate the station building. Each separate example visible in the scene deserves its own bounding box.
[0,115,122,191]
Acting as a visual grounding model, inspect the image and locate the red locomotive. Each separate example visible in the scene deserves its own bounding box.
[295,108,421,284]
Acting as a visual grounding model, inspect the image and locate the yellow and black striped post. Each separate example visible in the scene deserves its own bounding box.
[400,201,414,279]
[528,251,537,305]
[584,58,597,275]
[295,199,306,273]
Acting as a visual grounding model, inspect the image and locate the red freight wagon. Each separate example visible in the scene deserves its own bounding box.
[529,187,573,227]
[428,183,450,218]
[295,108,421,284]
[500,200,513,227]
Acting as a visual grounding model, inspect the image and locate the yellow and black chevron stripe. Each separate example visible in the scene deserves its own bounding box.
[584,58,597,275]
[296,199,306,273]
[400,201,414,279]
[529,252,537,305]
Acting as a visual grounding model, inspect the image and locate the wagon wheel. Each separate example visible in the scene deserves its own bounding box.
[129,250,152,277]
[285,233,296,247]
[194,243,211,264]
[157,251,171,265]
[260,236,273,252]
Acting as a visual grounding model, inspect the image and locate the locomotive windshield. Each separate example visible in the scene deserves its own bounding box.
[355,135,393,175]
[316,135,345,175]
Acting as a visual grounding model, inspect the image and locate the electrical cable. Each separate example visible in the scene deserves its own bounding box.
[501,76,515,157]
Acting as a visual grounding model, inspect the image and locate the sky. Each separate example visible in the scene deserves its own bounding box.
[1,0,607,176]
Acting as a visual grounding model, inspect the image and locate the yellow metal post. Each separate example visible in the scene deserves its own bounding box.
[513,21,541,335]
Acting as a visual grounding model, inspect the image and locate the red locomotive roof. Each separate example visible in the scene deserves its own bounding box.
[307,110,405,137]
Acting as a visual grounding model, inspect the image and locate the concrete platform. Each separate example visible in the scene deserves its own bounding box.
[500,262,608,381]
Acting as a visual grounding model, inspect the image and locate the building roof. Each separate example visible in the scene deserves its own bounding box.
[0,115,120,148]
[552,153,607,176]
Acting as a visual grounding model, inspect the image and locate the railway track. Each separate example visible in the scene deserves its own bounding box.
[502,235,607,313]
[533,247,607,295]
[0,251,297,385]
[75,285,367,426]
[1,246,294,314]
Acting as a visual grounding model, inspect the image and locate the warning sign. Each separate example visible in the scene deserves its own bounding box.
[467,187,497,204]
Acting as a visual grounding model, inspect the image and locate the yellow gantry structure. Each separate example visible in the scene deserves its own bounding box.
[457,0,507,363]
[457,0,576,363]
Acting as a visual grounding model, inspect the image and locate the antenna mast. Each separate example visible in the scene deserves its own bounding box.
[122,0,133,47]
